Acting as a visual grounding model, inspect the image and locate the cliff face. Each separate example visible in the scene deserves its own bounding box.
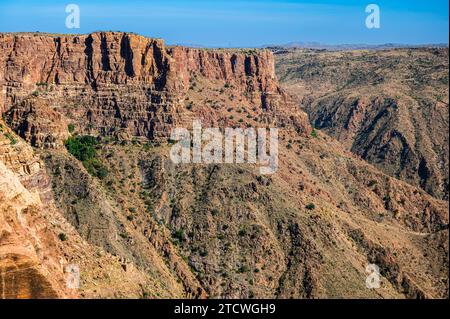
[0,33,448,299]
[0,32,308,299]
[0,120,73,298]
[0,32,278,95]
[0,120,196,299]
[0,160,57,299]
[1,32,298,147]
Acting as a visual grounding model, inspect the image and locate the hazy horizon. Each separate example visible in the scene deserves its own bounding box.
[0,30,448,49]
[0,0,448,48]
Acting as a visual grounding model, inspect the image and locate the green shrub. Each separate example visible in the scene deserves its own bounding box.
[58,233,68,241]
[4,133,17,145]
[238,229,247,237]
[368,180,377,187]
[68,123,75,133]
[168,138,177,145]
[173,229,186,242]
[64,136,108,179]
[306,203,316,210]
[65,135,97,161]
[238,265,249,273]
[86,159,109,179]
[310,129,318,138]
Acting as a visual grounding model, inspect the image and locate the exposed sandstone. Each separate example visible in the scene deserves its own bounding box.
[0,122,191,299]
[0,135,70,298]
[1,32,304,147]
[0,33,447,299]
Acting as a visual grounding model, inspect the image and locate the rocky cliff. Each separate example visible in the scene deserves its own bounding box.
[0,121,73,298]
[1,32,302,148]
[0,120,196,299]
[0,32,279,96]
[0,32,448,299]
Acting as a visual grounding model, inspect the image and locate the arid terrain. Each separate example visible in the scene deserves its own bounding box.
[275,47,449,200]
[0,32,448,299]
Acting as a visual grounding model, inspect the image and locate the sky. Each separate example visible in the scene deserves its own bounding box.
[0,0,448,47]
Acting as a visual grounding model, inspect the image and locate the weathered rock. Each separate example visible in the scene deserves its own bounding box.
[1,32,307,146]
[0,33,447,300]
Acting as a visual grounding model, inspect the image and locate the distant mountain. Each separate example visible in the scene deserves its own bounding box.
[160,41,449,51]
[169,42,208,48]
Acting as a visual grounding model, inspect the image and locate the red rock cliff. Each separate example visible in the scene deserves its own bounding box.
[1,32,280,108]
[0,32,308,146]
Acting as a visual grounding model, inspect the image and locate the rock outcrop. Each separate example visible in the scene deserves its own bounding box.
[0,120,196,299]
[0,33,448,299]
[0,121,73,298]
[1,32,304,147]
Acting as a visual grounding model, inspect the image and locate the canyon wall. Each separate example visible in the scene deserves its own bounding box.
[0,121,74,298]
[0,32,279,94]
[0,32,309,298]
[0,33,448,299]
[0,32,298,148]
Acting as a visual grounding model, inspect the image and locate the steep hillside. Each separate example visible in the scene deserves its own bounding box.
[275,48,449,200]
[0,120,188,298]
[0,32,448,299]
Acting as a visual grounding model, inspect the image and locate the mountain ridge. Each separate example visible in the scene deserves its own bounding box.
[0,32,448,299]
[275,47,449,200]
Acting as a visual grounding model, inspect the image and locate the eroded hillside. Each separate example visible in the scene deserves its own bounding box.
[275,48,449,200]
[0,33,448,299]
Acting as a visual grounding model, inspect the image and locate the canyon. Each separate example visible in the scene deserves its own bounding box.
[275,47,449,200]
[0,32,448,299]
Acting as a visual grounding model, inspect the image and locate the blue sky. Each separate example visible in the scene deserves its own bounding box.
[0,0,448,47]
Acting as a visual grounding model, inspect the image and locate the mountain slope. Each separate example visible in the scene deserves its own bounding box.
[0,120,188,298]
[0,32,448,299]
[275,48,449,200]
